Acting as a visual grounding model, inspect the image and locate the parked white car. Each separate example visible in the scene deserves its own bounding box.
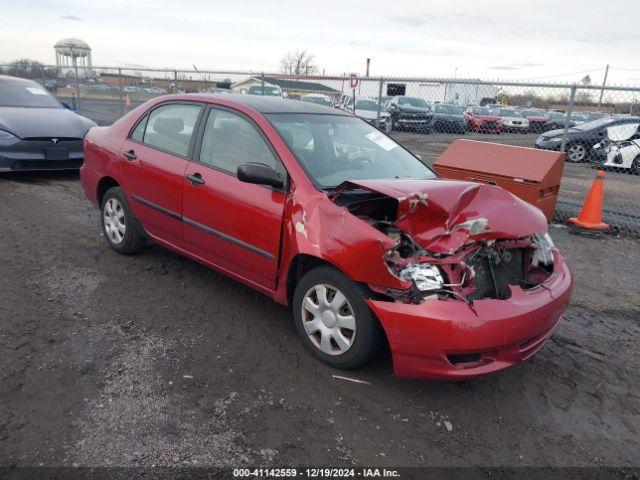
[598,139,640,173]
[301,93,334,108]
[143,86,166,94]
[498,108,530,132]
[593,122,640,173]
[353,99,392,132]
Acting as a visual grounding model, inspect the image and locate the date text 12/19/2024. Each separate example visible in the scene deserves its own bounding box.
[233,468,401,478]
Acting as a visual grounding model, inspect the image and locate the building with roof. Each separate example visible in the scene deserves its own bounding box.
[231,76,339,99]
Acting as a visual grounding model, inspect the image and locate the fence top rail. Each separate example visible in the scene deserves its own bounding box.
[2,64,640,93]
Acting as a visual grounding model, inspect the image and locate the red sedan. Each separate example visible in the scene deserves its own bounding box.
[464,106,503,133]
[80,94,572,380]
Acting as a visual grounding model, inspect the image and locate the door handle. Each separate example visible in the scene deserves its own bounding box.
[123,149,137,161]
[187,173,205,186]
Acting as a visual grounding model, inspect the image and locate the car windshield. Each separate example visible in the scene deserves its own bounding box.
[573,117,616,130]
[0,79,62,108]
[355,100,379,111]
[471,107,491,115]
[435,104,464,114]
[499,109,522,117]
[248,85,281,96]
[267,114,435,189]
[398,97,428,108]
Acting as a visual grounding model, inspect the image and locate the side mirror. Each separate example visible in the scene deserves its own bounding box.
[237,162,284,188]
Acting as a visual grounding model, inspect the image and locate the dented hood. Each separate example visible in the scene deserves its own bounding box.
[335,178,548,255]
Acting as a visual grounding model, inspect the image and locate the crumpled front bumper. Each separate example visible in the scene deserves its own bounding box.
[367,252,572,380]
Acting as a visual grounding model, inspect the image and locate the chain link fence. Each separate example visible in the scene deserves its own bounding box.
[2,63,639,235]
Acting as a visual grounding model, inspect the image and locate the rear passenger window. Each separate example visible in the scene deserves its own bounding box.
[199,109,283,176]
[130,115,147,142]
[142,104,202,157]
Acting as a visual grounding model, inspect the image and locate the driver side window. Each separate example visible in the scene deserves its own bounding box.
[199,108,283,176]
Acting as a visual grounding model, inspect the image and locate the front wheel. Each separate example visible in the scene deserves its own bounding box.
[101,186,147,254]
[292,266,385,369]
[566,142,587,163]
[631,155,640,175]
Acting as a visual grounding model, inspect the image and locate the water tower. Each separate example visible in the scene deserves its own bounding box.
[54,38,92,69]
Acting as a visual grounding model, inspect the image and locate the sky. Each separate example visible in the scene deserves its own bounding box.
[1,0,639,85]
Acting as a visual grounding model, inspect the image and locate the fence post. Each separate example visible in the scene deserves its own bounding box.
[71,47,81,114]
[376,77,384,126]
[174,70,178,94]
[560,85,577,154]
[261,72,265,95]
[118,68,124,117]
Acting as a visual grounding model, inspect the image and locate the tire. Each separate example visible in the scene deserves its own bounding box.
[100,186,147,254]
[292,265,385,370]
[566,142,588,163]
[631,155,640,175]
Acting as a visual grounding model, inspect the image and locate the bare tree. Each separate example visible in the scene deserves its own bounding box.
[2,59,57,80]
[280,50,317,76]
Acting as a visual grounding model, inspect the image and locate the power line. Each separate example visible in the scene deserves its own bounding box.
[609,66,640,72]
[517,67,605,81]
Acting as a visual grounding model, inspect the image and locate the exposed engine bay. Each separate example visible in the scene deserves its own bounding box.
[332,182,555,305]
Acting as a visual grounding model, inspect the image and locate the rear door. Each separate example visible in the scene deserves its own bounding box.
[121,102,203,248]
[182,106,287,291]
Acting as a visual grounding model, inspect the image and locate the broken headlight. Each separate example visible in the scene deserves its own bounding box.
[398,263,444,292]
[531,232,555,267]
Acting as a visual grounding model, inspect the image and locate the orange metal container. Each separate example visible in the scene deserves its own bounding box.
[433,139,566,221]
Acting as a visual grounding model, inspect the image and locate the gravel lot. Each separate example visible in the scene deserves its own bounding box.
[1,171,639,469]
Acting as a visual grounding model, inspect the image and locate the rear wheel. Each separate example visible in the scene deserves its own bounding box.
[567,142,587,163]
[101,187,146,254]
[292,266,384,369]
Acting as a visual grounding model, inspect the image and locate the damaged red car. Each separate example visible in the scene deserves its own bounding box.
[80,95,572,380]
[464,106,503,134]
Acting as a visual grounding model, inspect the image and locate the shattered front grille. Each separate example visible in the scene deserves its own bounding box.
[467,247,524,301]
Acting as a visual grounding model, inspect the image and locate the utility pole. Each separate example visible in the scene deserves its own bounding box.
[560,85,577,154]
[443,66,457,102]
[597,64,609,111]
[365,58,370,77]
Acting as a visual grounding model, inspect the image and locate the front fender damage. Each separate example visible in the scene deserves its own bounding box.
[330,179,553,305]
[281,190,412,295]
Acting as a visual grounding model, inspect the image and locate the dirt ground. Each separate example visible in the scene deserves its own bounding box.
[1,172,639,469]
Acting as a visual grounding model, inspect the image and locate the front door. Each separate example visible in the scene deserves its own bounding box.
[182,107,287,291]
[121,102,203,248]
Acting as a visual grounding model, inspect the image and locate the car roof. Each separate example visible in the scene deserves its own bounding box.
[188,93,350,115]
[0,74,39,87]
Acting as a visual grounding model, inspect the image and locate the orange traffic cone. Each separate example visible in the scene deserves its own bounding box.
[568,170,608,230]
[125,94,131,108]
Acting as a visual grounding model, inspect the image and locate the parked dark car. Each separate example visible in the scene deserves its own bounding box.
[0,75,96,172]
[545,111,572,131]
[430,103,467,133]
[386,96,433,132]
[535,116,640,162]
